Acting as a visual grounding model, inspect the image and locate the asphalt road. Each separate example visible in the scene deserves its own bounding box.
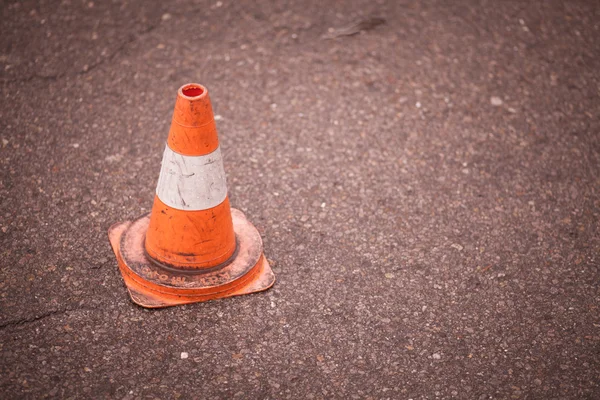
[1,0,599,399]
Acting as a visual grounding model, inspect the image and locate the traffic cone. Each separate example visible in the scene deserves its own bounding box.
[108,83,275,308]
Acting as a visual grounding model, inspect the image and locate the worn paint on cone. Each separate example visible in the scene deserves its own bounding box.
[108,83,275,308]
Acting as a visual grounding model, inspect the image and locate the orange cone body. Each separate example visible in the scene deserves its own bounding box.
[145,197,236,269]
[108,84,275,308]
[145,85,236,269]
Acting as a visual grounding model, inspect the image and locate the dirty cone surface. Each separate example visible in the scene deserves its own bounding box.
[109,83,275,308]
[1,1,599,399]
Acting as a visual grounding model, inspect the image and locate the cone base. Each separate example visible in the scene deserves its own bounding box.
[108,208,275,308]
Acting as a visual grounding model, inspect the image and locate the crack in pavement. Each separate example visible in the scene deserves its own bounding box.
[0,306,98,330]
[1,23,158,84]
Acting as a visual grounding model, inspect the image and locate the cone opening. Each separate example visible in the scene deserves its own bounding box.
[181,84,205,99]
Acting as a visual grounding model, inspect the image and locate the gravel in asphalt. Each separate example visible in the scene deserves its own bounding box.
[1,0,599,399]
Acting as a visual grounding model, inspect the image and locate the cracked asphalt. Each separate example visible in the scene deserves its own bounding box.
[1,0,599,399]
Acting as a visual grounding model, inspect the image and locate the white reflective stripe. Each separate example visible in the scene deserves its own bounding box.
[155,145,228,211]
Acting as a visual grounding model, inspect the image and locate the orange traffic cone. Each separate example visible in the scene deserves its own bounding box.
[108,83,275,308]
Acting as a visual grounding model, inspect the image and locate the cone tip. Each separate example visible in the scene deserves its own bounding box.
[178,83,208,100]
